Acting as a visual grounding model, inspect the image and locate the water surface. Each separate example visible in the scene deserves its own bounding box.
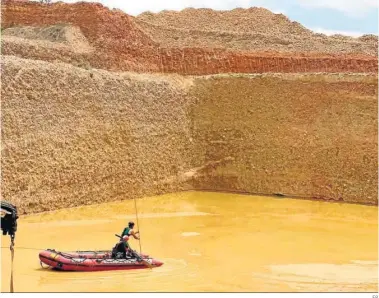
[1,191,377,292]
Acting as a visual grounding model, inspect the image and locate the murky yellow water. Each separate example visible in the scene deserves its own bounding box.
[1,191,378,292]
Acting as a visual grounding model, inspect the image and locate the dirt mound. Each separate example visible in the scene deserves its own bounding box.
[136,20,378,56]
[2,24,69,43]
[137,7,311,36]
[2,24,93,53]
[1,1,157,50]
[358,34,378,43]
[1,1,161,71]
[136,8,378,56]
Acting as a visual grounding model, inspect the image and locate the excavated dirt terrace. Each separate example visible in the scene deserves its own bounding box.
[1,1,378,214]
[136,8,378,56]
[1,2,377,74]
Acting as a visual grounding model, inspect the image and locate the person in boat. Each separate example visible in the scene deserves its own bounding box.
[112,235,142,261]
[121,221,140,240]
[112,235,131,259]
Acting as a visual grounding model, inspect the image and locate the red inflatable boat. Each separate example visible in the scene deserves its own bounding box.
[39,249,163,271]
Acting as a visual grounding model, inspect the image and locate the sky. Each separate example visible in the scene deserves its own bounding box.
[49,0,378,36]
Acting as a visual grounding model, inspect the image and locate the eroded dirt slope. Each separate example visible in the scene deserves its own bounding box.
[190,74,378,205]
[1,56,195,213]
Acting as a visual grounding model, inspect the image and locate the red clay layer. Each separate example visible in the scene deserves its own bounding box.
[1,1,377,74]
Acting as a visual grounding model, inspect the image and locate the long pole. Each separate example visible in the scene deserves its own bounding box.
[10,236,15,293]
[133,197,142,254]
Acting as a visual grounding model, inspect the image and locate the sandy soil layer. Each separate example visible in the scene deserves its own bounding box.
[2,56,377,213]
[190,74,378,205]
[1,56,195,214]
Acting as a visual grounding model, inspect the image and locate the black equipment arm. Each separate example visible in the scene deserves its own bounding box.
[1,201,18,292]
[1,201,18,238]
